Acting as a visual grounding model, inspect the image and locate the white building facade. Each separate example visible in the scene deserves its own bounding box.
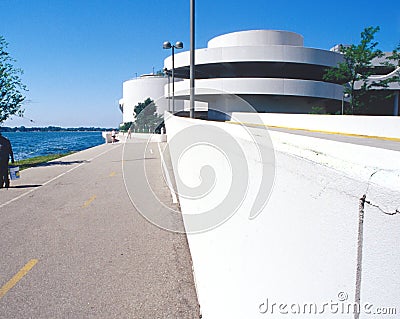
[120,30,399,122]
[164,30,345,119]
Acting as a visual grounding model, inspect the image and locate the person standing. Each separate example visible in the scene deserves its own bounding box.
[127,126,132,139]
[0,132,15,189]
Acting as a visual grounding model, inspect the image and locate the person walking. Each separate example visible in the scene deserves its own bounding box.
[0,132,15,189]
[127,126,132,139]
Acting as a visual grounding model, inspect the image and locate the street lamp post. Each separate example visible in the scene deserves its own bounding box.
[190,0,195,118]
[163,41,183,113]
[163,68,171,112]
[342,93,350,115]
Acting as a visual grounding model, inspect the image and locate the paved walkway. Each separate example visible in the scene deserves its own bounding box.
[0,137,199,318]
[268,127,400,151]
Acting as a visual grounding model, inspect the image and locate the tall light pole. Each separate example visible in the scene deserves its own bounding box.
[342,93,350,115]
[163,68,171,112]
[190,0,195,118]
[394,91,399,116]
[163,41,183,113]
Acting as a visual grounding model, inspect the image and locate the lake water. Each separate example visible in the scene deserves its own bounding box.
[1,131,104,161]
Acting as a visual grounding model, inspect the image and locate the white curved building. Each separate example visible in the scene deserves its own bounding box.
[164,30,345,118]
[119,74,184,123]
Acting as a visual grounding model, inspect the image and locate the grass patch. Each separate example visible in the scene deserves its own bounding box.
[14,152,75,170]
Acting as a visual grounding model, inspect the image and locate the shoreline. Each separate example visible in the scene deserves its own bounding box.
[12,141,112,170]
[1,127,114,133]
[3,131,105,162]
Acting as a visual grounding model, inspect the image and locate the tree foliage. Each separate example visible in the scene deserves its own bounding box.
[377,42,400,89]
[0,36,27,123]
[133,98,163,133]
[324,26,387,114]
[324,27,400,114]
[119,121,133,132]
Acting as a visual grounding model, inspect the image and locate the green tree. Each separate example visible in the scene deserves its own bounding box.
[0,36,27,123]
[388,43,400,67]
[324,26,385,114]
[377,43,400,88]
[309,106,326,114]
[133,98,163,133]
[119,121,133,132]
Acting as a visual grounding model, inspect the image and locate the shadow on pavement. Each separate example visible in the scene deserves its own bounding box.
[37,160,90,167]
[17,160,90,171]
[9,184,42,189]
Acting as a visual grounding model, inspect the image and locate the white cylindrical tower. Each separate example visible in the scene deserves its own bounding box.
[121,75,183,123]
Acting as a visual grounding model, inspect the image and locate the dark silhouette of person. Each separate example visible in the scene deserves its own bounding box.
[0,132,15,188]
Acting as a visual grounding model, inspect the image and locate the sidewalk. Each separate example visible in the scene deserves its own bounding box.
[0,138,199,318]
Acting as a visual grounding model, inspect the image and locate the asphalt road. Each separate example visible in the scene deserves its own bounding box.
[267,127,400,151]
[0,138,200,318]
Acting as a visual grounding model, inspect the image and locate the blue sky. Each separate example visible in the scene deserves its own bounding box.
[1,0,399,127]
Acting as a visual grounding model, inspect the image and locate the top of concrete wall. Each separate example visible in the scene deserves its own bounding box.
[207,30,304,48]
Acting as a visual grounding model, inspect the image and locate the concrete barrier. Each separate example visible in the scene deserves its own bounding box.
[231,112,400,139]
[268,129,400,192]
[102,131,113,143]
[165,114,400,319]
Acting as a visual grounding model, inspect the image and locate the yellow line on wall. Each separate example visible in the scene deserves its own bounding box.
[227,121,400,142]
[82,195,96,208]
[0,259,39,300]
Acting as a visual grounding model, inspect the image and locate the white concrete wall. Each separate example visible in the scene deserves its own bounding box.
[165,114,400,319]
[231,112,400,139]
